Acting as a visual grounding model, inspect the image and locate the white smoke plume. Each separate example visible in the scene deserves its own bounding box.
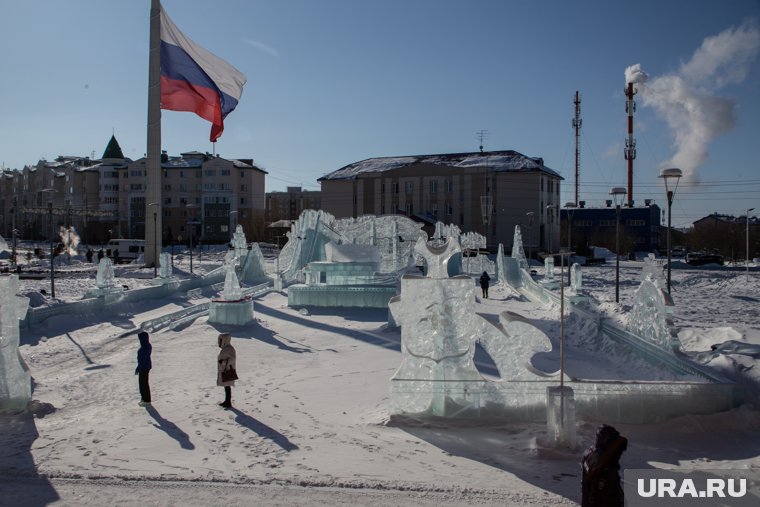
[58,226,81,256]
[625,21,760,183]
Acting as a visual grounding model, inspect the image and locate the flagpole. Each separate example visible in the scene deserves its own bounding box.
[145,0,162,269]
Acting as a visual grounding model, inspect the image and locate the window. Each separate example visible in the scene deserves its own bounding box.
[392,182,399,194]
[204,169,216,177]
[163,184,172,191]
[575,219,592,227]
[221,225,229,233]
[430,180,438,194]
[404,181,413,194]
[599,220,615,226]
[626,219,645,226]
[381,183,385,194]
[240,184,247,191]
[444,179,453,193]
[221,169,230,176]
[406,202,413,215]
[240,197,245,205]
[164,197,172,205]
[446,203,453,216]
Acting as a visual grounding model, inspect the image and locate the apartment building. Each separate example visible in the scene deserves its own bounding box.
[265,186,322,222]
[318,150,563,252]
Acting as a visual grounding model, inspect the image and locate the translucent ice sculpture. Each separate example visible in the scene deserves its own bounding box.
[0,275,31,412]
[158,252,173,279]
[627,254,678,351]
[239,242,268,284]
[221,251,243,301]
[511,225,528,270]
[546,386,576,449]
[414,237,461,278]
[231,224,247,261]
[496,243,506,283]
[544,257,555,280]
[570,263,582,292]
[96,257,115,289]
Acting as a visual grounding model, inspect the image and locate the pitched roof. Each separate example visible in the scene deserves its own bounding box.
[102,135,125,160]
[318,150,562,181]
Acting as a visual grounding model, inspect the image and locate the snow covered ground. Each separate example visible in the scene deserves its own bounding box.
[1,247,760,505]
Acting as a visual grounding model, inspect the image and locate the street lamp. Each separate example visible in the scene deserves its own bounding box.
[747,208,755,279]
[148,202,159,277]
[610,187,627,303]
[546,204,557,253]
[186,203,198,274]
[41,188,57,299]
[659,168,683,293]
[525,211,535,261]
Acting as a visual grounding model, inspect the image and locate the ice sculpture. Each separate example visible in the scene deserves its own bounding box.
[511,225,528,270]
[626,254,678,351]
[96,257,115,289]
[546,386,576,448]
[544,257,555,280]
[239,242,268,284]
[231,224,247,261]
[158,252,172,279]
[570,263,582,292]
[459,231,486,250]
[208,251,254,325]
[496,243,506,284]
[0,274,31,412]
[221,252,242,300]
[414,237,461,278]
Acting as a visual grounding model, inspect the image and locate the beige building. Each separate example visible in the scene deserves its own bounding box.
[120,150,267,246]
[318,150,563,253]
[1,136,268,248]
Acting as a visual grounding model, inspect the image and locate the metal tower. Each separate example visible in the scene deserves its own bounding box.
[572,91,582,206]
[624,82,637,207]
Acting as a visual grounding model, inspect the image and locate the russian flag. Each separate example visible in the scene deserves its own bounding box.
[159,5,246,142]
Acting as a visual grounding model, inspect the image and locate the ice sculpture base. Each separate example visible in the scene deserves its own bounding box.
[208,297,254,326]
[288,284,397,309]
[546,386,576,449]
[567,293,590,305]
[83,286,126,302]
[151,276,180,287]
[390,379,742,424]
[540,280,559,291]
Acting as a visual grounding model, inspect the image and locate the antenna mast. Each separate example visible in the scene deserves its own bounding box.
[572,91,582,206]
[476,129,490,153]
[624,82,637,207]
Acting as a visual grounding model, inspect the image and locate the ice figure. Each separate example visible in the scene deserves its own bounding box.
[158,252,172,278]
[496,243,506,283]
[208,251,253,325]
[239,242,268,284]
[544,257,555,280]
[511,225,528,270]
[222,251,242,300]
[642,253,666,288]
[627,254,678,351]
[414,237,461,278]
[0,275,31,412]
[570,263,582,292]
[459,231,486,250]
[231,224,247,260]
[96,257,115,289]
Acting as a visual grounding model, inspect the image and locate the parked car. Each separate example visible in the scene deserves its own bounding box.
[686,252,724,266]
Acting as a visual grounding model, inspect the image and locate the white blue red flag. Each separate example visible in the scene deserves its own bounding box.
[159,5,246,142]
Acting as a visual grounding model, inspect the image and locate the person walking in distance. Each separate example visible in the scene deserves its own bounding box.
[135,331,152,407]
[217,333,237,409]
[479,271,491,299]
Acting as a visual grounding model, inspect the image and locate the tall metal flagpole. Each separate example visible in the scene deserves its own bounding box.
[145,0,162,269]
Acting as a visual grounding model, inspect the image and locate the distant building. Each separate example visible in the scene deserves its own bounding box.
[692,212,759,259]
[120,151,267,244]
[318,150,563,252]
[266,186,321,222]
[559,201,661,256]
[1,136,269,246]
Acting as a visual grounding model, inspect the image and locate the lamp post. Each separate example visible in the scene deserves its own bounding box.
[526,212,535,261]
[659,168,682,293]
[610,187,627,303]
[41,188,56,299]
[546,204,557,254]
[148,202,159,277]
[563,202,577,285]
[748,207,755,280]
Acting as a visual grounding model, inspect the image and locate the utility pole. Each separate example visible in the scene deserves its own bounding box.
[572,91,582,207]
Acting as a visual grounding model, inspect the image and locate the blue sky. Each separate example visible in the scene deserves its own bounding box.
[1,0,758,227]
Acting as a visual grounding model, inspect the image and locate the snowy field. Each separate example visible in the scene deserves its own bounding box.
[1,247,760,506]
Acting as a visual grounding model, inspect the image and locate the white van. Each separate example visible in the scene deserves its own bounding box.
[106,239,145,263]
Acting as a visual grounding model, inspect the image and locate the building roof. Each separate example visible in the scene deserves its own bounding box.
[102,135,125,159]
[694,213,759,226]
[318,150,562,181]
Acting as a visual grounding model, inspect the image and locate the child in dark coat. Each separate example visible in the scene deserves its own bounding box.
[479,271,491,298]
[135,331,152,407]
